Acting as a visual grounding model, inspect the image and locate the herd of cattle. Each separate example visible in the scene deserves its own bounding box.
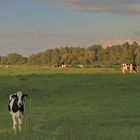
[6,64,140,134]
[54,63,139,74]
[121,63,139,74]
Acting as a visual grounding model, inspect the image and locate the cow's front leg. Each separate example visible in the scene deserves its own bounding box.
[18,116,23,132]
[12,116,17,134]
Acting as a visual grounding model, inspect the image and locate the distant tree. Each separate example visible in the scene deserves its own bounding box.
[6,53,26,65]
[135,46,140,64]
[118,42,132,63]
[51,48,61,64]
[89,45,102,63]
[0,56,7,65]
[27,54,41,65]
[22,41,140,65]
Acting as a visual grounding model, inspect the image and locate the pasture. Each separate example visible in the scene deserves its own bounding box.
[0,66,140,140]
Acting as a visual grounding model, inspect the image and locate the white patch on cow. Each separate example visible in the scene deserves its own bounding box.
[9,95,12,101]
[122,64,129,74]
[16,91,23,108]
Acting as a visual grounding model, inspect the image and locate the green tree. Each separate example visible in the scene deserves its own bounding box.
[135,46,140,64]
[6,53,26,65]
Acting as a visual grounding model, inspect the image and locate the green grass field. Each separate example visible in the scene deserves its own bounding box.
[0,66,140,140]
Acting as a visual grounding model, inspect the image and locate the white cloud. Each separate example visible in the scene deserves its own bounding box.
[0,31,51,56]
[97,36,136,47]
[0,31,93,56]
[135,31,140,37]
[47,0,140,15]
[37,0,140,15]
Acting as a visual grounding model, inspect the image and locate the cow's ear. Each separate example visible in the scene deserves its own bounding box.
[23,94,28,98]
[11,95,17,98]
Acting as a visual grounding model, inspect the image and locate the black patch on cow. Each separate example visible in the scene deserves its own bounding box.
[132,64,137,71]
[19,104,24,114]
[12,99,24,114]
[8,99,12,112]
[8,95,24,114]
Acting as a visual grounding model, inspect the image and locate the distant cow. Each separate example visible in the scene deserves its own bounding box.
[122,63,138,74]
[8,91,28,133]
[54,63,67,68]
[122,64,130,74]
[130,64,138,73]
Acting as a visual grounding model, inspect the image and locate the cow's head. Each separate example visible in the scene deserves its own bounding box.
[11,91,28,108]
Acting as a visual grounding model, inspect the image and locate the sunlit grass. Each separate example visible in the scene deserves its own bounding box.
[0,66,140,139]
[0,65,121,76]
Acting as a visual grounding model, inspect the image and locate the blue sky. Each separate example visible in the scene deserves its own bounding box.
[0,0,140,56]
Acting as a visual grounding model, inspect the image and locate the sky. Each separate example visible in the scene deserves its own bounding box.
[0,0,140,56]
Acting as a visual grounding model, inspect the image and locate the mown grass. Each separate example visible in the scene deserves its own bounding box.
[0,66,140,140]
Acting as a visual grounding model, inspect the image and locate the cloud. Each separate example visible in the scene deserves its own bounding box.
[62,0,140,5]
[38,0,140,15]
[0,31,93,56]
[135,31,140,37]
[62,0,91,5]
[60,0,140,15]
[0,31,51,56]
[98,37,136,47]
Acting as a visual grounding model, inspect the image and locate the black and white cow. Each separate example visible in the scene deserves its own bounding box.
[130,64,138,73]
[122,63,130,74]
[8,91,28,133]
[122,63,138,74]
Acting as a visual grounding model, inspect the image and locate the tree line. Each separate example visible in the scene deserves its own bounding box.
[1,42,140,65]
